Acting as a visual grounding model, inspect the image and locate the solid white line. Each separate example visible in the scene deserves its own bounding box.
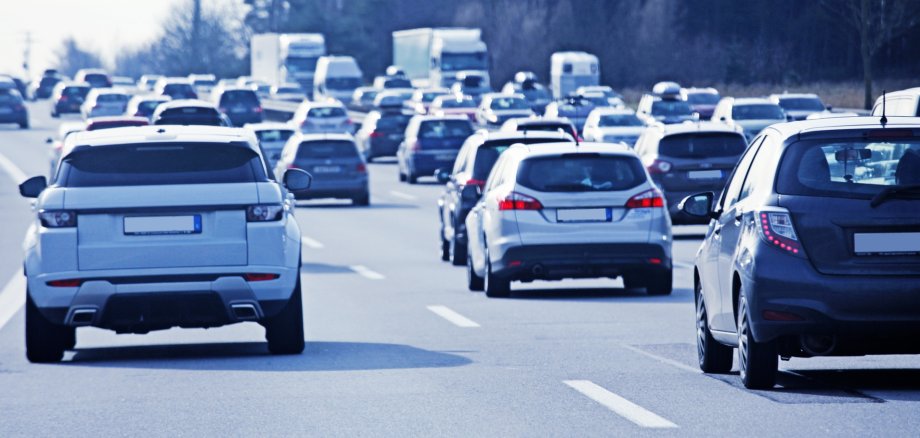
[301,235,325,249]
[388,190,417,201]
[0,269,26,331]
[349,265,385,280]
[0,152,27,184]
[621,344,702,374]
[564,380,678,429]
[426,305,480,328]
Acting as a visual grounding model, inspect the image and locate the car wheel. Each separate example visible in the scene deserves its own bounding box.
[646,270,673,295]
[19,120,29,129]
[407,170,418,184]
[484,253,510,298]
[450,235,467,266]
[352,192,370,206]
[25,293,71,363]
[696,283,733,373]
[467,253,485,291]
[264,277,305,355]
[398,170,407,182]
[51,111,59,118]
[738,293,777,389]
[440,238,450,262]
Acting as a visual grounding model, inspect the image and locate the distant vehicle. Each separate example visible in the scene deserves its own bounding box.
[126,95,171,120]
[769,93,828,120]
[679,116,920,389]
[582,107,647,146]
[50,82,91,117]
[543,94,597,131]
[502,71,552,114]
[499,117,578,140]
[436,130,574,265]
[550,51,599,99]
[636,93,695,125]
[80,88,131,119]
[0,87,28,129]
[871,87,920,117]
[475,93,533,126]
[681,87,720,118]
[19,125,310,362]
[313,56,363,102]
[393,28,489,88]
[465,142,672,297]
[0,74,28,97]
[27,74,63,100]
[151,99,231,126]
[137,74,163,92]
[349,87,379,112]
[429,94,477,120]
[73,68,112,88]
[217,78,238,88]
[274,133,369,205]
[188,74,218,94]
[397,115,474,183]
[155,78,198,100]
[354,109,414,161]
[385,66,406,77]
[575,85,625,107]
[251,33,326,94]
[270,83,307,102]
[449,71,490,101]
[245,122,296,170]
[652,81,682,98]
[633,121,747,222]
[711,97,785,141]
[290,100,352,134]
[373,89,414,110]
[373,75,413,89]
[404,87,450,114]
[212,86,263,127]
[47,121,85,177]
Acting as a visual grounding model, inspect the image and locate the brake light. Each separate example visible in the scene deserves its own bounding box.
[497,192,543,211]
[757,211,806,258]
[356,163,366,173]
[246,204,283,222]
[410,141,422,152]
[254,107,263,113]
[47,279,83,287]
[369,131,383,138]
[646,159,672,174]
[626,189,665,209]
[39,210,77,227]
[244,273,279,282]
[465,178,486,188]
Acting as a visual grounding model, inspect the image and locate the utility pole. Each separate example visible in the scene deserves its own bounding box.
[22,31,32,77]
[191,0,202,73]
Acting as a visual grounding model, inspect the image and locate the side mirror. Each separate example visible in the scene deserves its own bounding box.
[826,105,833,111]
[678,192,715,219]
[283,168,312,193]
[460,184,481,202]
[19,175,47,198]
[435,168,451,184]
[719,116,727,122]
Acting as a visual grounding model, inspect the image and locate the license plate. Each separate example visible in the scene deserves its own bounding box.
[389,134,401,140]
[231,106,245,113]
[688,170,722,179]
[557,208,611,222]
[312,165,341,173]
[854,232,920,255]
[124,215,201,235]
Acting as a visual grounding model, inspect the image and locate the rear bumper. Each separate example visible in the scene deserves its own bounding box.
[368,138,401,157]
[493,243,670,281]
[294,179,368,200]
[0,112,27,123]
[410,154,458,176]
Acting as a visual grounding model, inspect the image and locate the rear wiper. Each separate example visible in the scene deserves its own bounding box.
[870,184,920,208]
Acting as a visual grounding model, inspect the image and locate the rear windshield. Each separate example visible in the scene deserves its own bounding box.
[384,78,412,88]
[155,107,223,126]
[778,97,824,111]
[59,143,264,187]
[439,99,475,109]
[686,93,720,105]
[418,120,473,139]
[276,87,302,94]
[64,87,90,97]
[307,107,346,118]
[97,94,129,103]
[517,154,646,192]
[220,90,259,106]
[255,129,294,143]
[490,97,529,110]
[462,76,483,87]
[86,120,148,131]
[472,138,567,180]
[296,141,358,159]
[84,74,110,87]
[516,123,574,135]
[732,104,784,120]
[326,77,361,90]
[651,100,693,116]
[40,77,60,87]
[658,133,746,158]
[193,79,217,86]
[377,114,412,130]
[359,91,378,102]
[777,137,920,199]
[599,114,644,127]
[137,100,164,115]
[164,84,194,94]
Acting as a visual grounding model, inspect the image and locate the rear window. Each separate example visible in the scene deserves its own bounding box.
[64,87,90,97]
[384,78,412,88]
[732,104,785,120]
[307,107,346,118]
[517,154,645,192]
[462,76,483,87]
[418,120,473,139]
[658,133,746,158]
[326,77,361,90]
[255,129,294,143]
[439,98,475,109]
[220,90,260,106]
[59,143,264,187]
[86,120,148,131]
[0,89,21,103]
[97,94,128,103]
[40,77,60,87]
[471,138,566,180]
[490,97,529,110]
[156,106,223,126]
[651,100,693,116]
[137,100,164,115]
[377,114,412,130]
[777,137,920,199]
[360,91,378,102]
[778,97,825,111]
[516,123,575,136]
[164,83,194,94]
[599,114,644,127]
[84,74,110,87]
[686,93,720,105]
[161,106,219,118]
[296,141,358,159]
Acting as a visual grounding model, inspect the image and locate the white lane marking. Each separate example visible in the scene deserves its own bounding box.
[621,344,702,374]
[388,190,417,201]
[673,262,695,270]
[426,305,480,328]
[0,152,28,184]
[0,269,26,331]
[301,235,325,249]
[563,380,678,429]
[349,265,385,280]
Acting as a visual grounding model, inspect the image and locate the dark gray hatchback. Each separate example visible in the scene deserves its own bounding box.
[681,116,920,389]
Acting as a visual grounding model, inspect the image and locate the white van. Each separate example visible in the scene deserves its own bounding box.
[314,56,363,103]
[550,52,599,100]
[872,88,920,117]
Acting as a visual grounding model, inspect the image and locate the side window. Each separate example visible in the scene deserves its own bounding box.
[719,136,764,210]
[485,155,508,192]
[739,135,778,200]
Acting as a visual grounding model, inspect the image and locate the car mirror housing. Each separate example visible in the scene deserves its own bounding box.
[19,175,47,198]
[460,184,480,202]
[283,168,312,193]
[679,192,715,219]
[435,168,451,184]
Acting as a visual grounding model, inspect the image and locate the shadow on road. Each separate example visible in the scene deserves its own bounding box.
[65,341,472,371]
[295,202,418,210]
[503,286,692,303]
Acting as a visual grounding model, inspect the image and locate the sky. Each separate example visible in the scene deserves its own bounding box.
[0,0,186,78]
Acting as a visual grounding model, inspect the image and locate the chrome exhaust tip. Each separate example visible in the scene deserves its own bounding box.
[231,303,259,321]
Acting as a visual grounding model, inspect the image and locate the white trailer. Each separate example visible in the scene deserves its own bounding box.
[550,51,600,99]
[393,28,489,89]
[251,33,326,95]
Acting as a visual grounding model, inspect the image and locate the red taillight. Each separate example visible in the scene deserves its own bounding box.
[757,211,806,258]
[244,273,279,282]
[47,279,82,287]
[646,159,672,175]
[626,189,665,209]
[497,192,543,211]
[287,163,297,169]
[648,257,662,265]
[762,310,804,321]
[465,178,486,188]
[60,96,68,102]
[356,163,366,173]
[254,107,263,113]
[410,141,422,152]
[369,131,383,138]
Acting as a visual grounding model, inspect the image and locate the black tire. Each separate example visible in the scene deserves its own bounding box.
[450,235,467,266]
[398,169,407,182]
[484,254,510,298]
[51,111,59,118]
[440,238,450,262]
[352,192,370,206]
[696,283,733,373]
[467,253,484,291]
[407,170,418,184]
[25,293,71,363]
[738,293,778,389]
[264,278,305,355]
[646,270,673,295]
[19,120,29,129]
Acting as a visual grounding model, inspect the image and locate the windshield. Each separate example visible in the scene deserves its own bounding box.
[521,88,550,101]
[491,97,529,110]
[598,114,644,127]
[164,84,194,94]
[651,100,693,116]
[732,104,785,120]
[84,74,110,87]
[686,93,720,105]
[326,77,361,90]
[307,107,346,118]
[658,133,746,158]
[285,56,319,73]
[255,129,294,144]
[137,100,164,116]
[778,97,825,111]
[418,120,473,139]
[441,52,487,71]
[518,155,645,192]
[276,87,302,94]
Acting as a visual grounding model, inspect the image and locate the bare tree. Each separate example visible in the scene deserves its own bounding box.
[54,37,104,77]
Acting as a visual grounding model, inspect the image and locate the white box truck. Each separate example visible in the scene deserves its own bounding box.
[550,51,600,99]
[251,33,326,95]
[392,28,489,89]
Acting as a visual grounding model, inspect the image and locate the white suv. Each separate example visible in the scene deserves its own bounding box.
[18,125,313,362]
[465,142,672,297]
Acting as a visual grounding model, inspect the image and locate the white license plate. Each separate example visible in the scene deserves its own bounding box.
[124,215,201,235]
[688,170,722,179]
[854,232,920,255]
[557,208,610,222]
[312,165,342,173]
[389,134,401,140]
[231,107,246,113]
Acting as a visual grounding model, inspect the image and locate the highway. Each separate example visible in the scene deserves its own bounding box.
[1,102,919,435]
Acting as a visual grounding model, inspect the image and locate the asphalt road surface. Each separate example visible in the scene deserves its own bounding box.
[0,102,918,436]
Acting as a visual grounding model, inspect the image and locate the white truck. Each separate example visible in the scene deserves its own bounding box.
[550,51,600,99]
[251,33,326,96]
[392,28,489,89]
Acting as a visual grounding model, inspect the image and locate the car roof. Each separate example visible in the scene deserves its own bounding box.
[157,99,217,110]
[509,141,635,158]
[731,97,777,106]
[292,133,354,143]
[658,121,743,136]
[474,130,575,142]
[763,116,920,140]
[129,94,171,102]
[62,125,257,156]
[588,107,637,116]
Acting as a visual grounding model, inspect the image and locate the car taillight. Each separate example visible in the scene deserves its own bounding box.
[39,210,77,228]
[246,204,283,222]
[757,210,806,258]
[465,178,486,188]
[47,279,83,287]
[345,119,353,125]
[356,163,366,173]
[626,189,665,209]
[59,96,68,102]
[244,273,279,282]
[411,141,422,152]
[646,159,672,174]
[254,107,263,113]
[497,192,542,211]
[369,131,383,138]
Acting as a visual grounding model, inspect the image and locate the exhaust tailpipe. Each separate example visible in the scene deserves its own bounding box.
[68,308,97,326]
[800,335,836,356]
[231,303,259,321]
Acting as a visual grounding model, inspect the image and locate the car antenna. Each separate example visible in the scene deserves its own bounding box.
[880,90,888,127]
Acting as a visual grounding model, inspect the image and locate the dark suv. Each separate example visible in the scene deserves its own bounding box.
[215,87,263,127]
[355,109,413,161]
[681,116,920,389]
[0,87,28,128]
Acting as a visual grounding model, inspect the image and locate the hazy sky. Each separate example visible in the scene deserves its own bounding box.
[0,0,186,78]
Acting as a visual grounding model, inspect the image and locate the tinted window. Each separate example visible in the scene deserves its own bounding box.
[326,77,361,90]
[276,87,302,94]
[156,107,223,126]
[418,120,473,139]
[40,77,61,87]
[518,155,645,192]
[462,76,483,87]
[86,120,148,131]
[732,104,785,120]
[516,123,574,135]
[384,78,412,88]
[84,74,110,87]
[60,143,263,187]
[307,107,346,118]
[441,52,487,71]
[164,84,194,94]
[422,92,446,102]
[599,114,644,127]
[376,114,412,130]
[686,93,720,105]
[651,100,693,116]
[97,94,129,103]
[220,90,260,106]
[521,88,550,101]
[295,141,358,159]
[360,91,378,102]
[192,79,217,87]
[255,130,294,143]
[658,133,746,158]
[471,138,565,180]
[137,101,163,116]
[490,97,529,110]
[439,98,476,109]
[64,87,90,97]
[778,97,825,111]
